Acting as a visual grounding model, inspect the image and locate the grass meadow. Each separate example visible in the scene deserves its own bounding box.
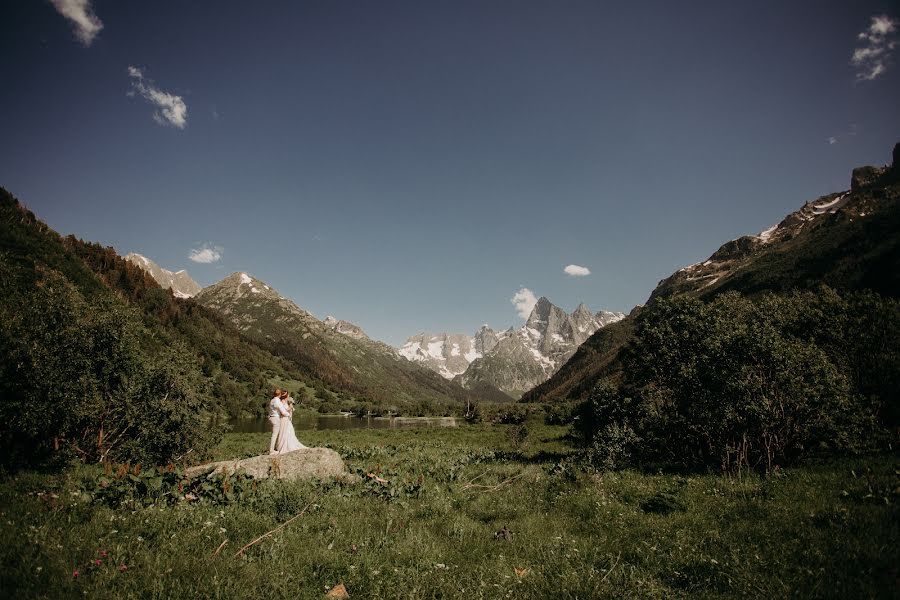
[1,421,897,599]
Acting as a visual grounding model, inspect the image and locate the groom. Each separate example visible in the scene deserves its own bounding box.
[268,388,290,455]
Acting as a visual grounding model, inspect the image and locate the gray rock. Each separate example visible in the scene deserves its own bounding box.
[185,447,347,481]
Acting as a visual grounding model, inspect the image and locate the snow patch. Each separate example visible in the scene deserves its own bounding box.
[399,343,424,361]
[757,224,778,243]
[239,273,252,285]
[450,343,460,357]
[811,193,849,214]
[427,340,445,359]
[678,262,702,273]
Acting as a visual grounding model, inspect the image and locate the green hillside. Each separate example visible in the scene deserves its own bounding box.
[525,143,900,406]
[195,273,477,415]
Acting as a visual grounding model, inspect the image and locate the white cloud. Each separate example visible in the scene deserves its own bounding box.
[852,15,898,81]
[127,66,188,128]
[188,245,223,263]
[828,136,838,145]
[511,288,537,319]
[50,0,103,46]
[564,264,591,277]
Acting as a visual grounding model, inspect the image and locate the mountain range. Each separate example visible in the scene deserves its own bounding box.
[400,300,624,397]
[124,251,625,401]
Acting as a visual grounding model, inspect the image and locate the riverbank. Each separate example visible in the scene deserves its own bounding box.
[1,422,897,598]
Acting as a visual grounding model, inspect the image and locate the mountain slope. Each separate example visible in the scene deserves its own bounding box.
[125,253,201,298]
[651,148,900,302]
[525,143,900,404]
[195,273,476,412]
[0,189,321,420]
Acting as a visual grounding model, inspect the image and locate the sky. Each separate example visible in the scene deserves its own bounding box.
[1,1,898,347]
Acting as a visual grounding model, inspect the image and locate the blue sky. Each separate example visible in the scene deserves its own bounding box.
[1,1,898,346]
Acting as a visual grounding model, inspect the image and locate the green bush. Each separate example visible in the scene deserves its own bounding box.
[0,265,220,469]
[578,289,896,473]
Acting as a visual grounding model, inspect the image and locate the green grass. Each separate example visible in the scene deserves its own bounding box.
[1,422,897,599]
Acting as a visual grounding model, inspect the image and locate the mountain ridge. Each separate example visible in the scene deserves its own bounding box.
[524,142,900,404]
[125,252,201,298]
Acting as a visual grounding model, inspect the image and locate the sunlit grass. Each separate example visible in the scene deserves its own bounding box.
[1,421,897,598]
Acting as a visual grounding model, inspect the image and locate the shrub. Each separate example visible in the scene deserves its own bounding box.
[578,289,894,473]
[492,403,529,424]
[0,265,220,469]
[543,402,577,425]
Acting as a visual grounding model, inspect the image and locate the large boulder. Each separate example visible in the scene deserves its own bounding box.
[185,447,347,481]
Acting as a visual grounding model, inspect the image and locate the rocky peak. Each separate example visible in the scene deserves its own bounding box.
[596,310,627,327]
[851,166,887,191]
[324,315,369,340]
[474,324,499,355]
[125,252,201,298]
[216,272,279,298]
[571,302,592,320]
[525,297,567,333]
[569,303,595,338]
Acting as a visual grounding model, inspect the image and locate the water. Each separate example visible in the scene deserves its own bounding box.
[227,414,459,433]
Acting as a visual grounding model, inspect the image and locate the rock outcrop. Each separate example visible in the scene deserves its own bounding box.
[125,253,201,298]
[186,447,347,481]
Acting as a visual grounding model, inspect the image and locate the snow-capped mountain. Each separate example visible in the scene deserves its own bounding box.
[400,298,625,397]
[399,333,483,379]
[125,253,201,298]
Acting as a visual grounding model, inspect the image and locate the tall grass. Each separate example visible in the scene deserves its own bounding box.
[1,422,897,598]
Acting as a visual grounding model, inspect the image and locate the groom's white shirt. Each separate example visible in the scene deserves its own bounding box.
[268,397,290,419]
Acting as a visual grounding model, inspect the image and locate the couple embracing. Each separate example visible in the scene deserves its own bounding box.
[268,388,307,455]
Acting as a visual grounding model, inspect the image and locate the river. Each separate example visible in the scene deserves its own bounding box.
[227,414,459,433]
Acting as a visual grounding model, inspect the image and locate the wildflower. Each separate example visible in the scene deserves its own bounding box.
[93,559,102,566]
[100,550,107,558]
[119,564,127,572]
[72,569,79,578]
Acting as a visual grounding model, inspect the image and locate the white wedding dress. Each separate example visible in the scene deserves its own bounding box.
[277,409,307,453]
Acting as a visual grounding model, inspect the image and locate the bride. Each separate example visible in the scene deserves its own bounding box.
[276,391,307,453]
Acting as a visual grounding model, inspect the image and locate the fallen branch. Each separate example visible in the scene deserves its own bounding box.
[234,496,319,558]
[366,472,388,484]
[599,552,621,585]
[212,539,228,556]
[461,470,490,487]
